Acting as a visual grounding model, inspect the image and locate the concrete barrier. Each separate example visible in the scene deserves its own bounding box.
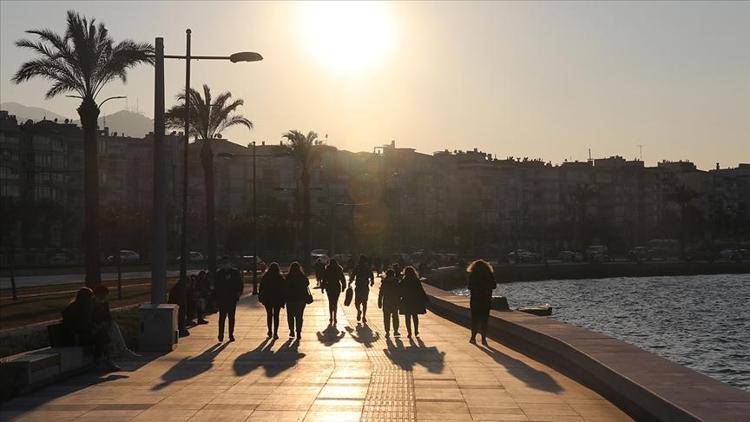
[426,261,750,290]
[423,282,750,422]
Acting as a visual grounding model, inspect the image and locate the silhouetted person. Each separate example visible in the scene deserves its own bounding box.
[349,255,374,322]
[259,262,285,339]
[378,269,401,337]
[95,284,139,359]
[285,262,310,339]
[321,259,346,324]
[467,259,497,345]
[215,261,243,342]
[314,258,325,288]
[168,277,190,337]
[399,266,428,338]
[62,288,94,349]
[92,285,119,371]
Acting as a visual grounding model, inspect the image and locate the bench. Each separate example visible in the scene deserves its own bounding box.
[0,323,94,397]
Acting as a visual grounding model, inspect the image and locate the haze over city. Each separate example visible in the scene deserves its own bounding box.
[2,1,748,169]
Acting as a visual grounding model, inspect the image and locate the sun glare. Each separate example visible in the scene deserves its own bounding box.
[300,2,394,72]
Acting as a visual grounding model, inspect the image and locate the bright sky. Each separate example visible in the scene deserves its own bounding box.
[1,1,748,169]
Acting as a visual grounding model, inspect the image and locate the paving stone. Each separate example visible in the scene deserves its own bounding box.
[4,278,632,422]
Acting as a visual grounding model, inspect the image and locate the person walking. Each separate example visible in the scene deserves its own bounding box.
[321,258,346,325]
[314,258,325,288]
[285,262,310,339]
[378,269,402,337]
[215,260,244,342]
[349,255,374,323]
[259,262,285,339]
[467,259,497,345]
[399,266,428,338]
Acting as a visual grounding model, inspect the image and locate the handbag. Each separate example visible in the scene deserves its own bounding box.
[305,286,314,304]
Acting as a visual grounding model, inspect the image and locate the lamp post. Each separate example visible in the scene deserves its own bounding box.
[150,30,262,305]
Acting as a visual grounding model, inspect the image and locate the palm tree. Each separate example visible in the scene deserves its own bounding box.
[13,11,153,287]
[166,84,253,279]
[667,184,699,259]
[281,130,321,269]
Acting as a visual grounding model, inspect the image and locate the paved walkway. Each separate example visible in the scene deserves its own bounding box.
[1,279,631,421]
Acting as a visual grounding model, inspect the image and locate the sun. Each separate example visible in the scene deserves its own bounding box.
[300,2,394,72]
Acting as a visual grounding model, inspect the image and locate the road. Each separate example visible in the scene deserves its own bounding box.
[0,270,198,289]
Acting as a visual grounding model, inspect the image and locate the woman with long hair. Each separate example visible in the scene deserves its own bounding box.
[259,262,285,339]
[61,287,96,351]
[285,262,310,339]
[399,266,428,338]
[467,259,497,345]
[321,258,346,325]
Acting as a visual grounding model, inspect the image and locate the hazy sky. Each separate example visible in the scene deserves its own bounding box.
[1,1,748,169]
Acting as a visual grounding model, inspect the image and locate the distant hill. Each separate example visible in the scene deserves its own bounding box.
[84,109,153,138]
[0,102,70,123]
[0,102,153,137]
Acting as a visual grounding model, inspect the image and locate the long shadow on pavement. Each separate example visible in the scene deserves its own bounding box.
[384,336,445,373]
[152,342,230,391]
[476,344,563,393]
[316,325,345,347]
[345,323,380,348]
[233,338,305,378]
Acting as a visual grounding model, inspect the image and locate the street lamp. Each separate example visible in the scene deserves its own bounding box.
[150,30,262,307]
[218,147,288,293]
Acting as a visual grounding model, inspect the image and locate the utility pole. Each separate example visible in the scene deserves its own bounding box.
[637,144,645,162]
[151,37,167,304]
[252,141,258,294]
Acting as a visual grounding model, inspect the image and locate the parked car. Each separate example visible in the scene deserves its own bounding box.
[720,248,748,262]
[628,246,651,262]
[241,255,267,273]
[105,250,140,264]
[585,245,609,262]
[508,249,541,264]
[558,250,583,262]
[177,251,204,263]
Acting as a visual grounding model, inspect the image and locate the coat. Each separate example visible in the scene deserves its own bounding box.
[351,264,373,291]
[259,272,286,307]
[214,267,243,305]
[285,272,310,303]
[378,275,401,312]
[468,270,496,311]
[399,275,428,315]
[321,266,346,295]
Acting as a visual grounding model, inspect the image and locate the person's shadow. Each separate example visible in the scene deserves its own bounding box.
[476,344,562,393]
[317,325,345,347]
[345,323,380,348]
[384,337,445,374]
[233,338,305,378]
[152,342,230,390]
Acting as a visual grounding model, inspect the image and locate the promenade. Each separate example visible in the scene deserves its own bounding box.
[0,279,631,421]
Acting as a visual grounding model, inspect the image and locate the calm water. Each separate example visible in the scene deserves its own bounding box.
[454,274,750,391]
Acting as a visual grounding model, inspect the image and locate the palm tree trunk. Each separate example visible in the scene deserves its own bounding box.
[78,98,101,287]
[302,167,311,271]
[201,140,217,280]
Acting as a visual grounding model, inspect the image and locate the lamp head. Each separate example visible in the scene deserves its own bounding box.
[229,52,263,63]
